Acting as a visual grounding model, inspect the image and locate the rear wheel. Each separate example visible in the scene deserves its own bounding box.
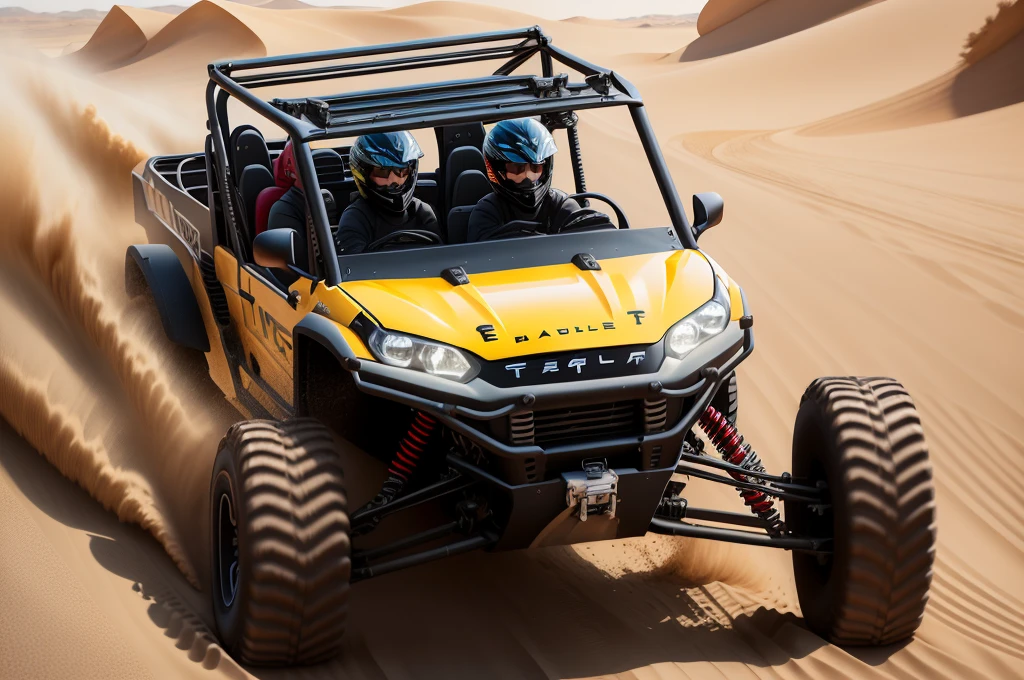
[787,377,935,645]
[211,418,350,665]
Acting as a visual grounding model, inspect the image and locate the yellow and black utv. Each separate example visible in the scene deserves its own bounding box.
[128,28,936,667]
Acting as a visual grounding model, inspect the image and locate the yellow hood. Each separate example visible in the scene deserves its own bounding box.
[339,250,718,362]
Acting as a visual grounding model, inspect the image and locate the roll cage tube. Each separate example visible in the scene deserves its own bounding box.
[293,139,334,280]
[205,27,698,286]
[205,80,244,258]
[206,82,339,283]
[629,104,692,242]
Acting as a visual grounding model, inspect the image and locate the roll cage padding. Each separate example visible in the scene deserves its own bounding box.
[125,244,211,352]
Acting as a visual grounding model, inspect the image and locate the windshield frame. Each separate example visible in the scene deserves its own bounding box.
[335,226,685,283]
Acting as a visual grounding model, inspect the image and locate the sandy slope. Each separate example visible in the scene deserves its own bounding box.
[0,0,1022,678]
[679,0,885,61]
[71,6,174,69]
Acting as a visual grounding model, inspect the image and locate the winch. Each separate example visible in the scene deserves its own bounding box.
[563,460,619,522]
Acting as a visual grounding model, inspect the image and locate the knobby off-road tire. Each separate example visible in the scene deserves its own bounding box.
[711,372,739,425]
[210,418,351,666]
[787,377,936,646]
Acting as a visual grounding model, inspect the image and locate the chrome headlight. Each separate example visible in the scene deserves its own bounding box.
[369,328,479,382]
[665,287,731,359]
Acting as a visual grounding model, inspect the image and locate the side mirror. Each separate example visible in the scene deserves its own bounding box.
[691,192,724,241]
[253,228,297,269]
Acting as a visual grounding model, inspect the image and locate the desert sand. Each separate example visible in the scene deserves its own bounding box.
[0,0,1022,677]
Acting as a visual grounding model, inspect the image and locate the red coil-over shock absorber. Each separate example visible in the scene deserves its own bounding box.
[387,411,439,485]
[354,411,439,535]
[698,405,785,535]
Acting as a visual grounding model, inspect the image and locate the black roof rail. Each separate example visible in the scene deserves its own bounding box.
[203,26,693,290]
[207,26,638,141]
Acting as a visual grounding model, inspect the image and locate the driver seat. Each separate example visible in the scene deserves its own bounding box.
[446,170,492,244]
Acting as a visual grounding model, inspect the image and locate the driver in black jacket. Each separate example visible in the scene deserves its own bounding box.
[467,117,581,242]
[335,132,440,254]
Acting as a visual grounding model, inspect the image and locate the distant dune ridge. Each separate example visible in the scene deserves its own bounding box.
[68,1,267,72]
[680,0,886,61]
[71,6,173,70]
[696,0,769,35]
[0,0,1023,678]
[129,0,266,66]
[801,0,1024,135]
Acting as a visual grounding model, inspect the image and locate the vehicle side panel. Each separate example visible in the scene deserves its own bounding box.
[213,247,292,418]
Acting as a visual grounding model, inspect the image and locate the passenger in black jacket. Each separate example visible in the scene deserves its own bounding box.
[334,132,440,254]
[468,117,581,242]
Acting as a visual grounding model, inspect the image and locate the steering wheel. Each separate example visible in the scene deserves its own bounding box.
[555,208,618,234]
[567,192,630,230]
[481,219,545,241]
[365,229,443,252]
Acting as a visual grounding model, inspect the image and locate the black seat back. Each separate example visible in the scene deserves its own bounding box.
[444,146,486,213]
[312,148,354,217]
[446,169,492,244]
[313,148,346,183]
[230,125,272,184]
[437,123,485,212]
[320,188,339,226]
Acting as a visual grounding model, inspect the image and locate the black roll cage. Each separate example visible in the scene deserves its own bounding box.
[204,26,695,288]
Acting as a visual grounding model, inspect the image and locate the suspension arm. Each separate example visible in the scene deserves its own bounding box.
[649,518,832,553]
[352,521,460,564]
[676,465,826,504]
[351,533,497,581]
[351,473,476,527]
[676,450,821,492]
[682,506,772,529]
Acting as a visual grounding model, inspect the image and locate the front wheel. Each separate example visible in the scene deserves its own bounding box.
[787,377,936,645]
[211,418,351,665]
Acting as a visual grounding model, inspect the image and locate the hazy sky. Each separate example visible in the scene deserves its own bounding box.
[2,0,709,19]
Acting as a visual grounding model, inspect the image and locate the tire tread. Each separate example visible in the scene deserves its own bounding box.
[216,418,350,665]
[798,377,936,645]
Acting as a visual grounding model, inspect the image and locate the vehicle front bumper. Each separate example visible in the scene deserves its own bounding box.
[296,297,754,549]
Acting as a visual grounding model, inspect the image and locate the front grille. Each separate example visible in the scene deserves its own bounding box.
[644,397,668,433]
[531,401,642,447]
[509,411,535,446]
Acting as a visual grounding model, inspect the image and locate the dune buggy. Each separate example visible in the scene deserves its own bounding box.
[127,27,936,665]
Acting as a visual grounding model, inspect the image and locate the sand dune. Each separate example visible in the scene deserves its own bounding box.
[72,6,173,70]
[964,0,1024,61]
[0,0,1022,678]
[644,0,1000,132]
[697,0,769,35]
[125,1,266,69]
[801,2,1024,135]
[678,0,885,61]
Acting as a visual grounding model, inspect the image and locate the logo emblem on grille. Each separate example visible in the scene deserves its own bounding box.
[505,362,527,378]
[504,350,647,380]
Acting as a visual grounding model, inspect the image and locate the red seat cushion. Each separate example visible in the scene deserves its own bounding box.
[255,141,299,235]
[254,186,288,235]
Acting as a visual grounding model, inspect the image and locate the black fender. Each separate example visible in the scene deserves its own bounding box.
[292,312,360,414]
[293,313,412,458]
[125,244,210,352]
